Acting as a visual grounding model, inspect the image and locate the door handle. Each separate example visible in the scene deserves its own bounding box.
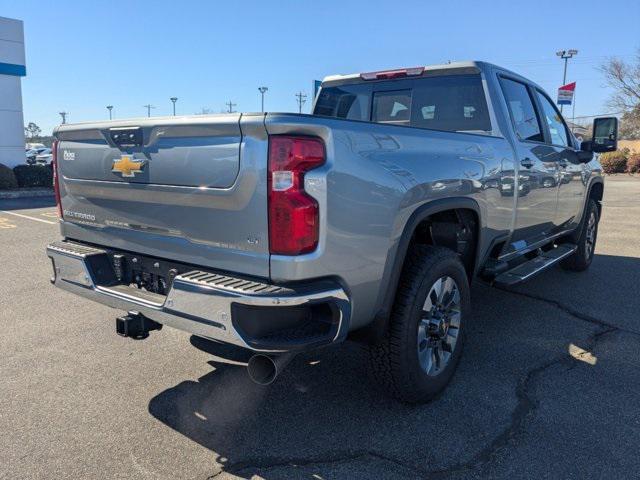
[520,157,534,169]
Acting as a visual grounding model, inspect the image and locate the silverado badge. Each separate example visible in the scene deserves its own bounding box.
[112,155,145,177]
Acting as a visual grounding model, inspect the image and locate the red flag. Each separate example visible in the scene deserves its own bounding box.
[559,82,576,92]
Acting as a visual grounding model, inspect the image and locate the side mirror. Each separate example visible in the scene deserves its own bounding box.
[577,147,594,163]
[591,117,618,153]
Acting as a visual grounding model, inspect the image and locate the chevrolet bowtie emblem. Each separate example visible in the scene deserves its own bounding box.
[112,155,145,177]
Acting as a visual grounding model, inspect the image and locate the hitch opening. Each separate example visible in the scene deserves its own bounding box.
[116,312,162,340]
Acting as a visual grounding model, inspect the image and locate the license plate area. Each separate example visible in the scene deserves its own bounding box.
[106,251,191,296]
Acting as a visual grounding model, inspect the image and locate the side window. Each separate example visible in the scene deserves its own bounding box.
[535,90,570,147]
[500,78,544,142]
[411,75,492,132]
[372,90,412,125]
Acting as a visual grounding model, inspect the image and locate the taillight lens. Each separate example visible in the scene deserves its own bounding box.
[52,140,62,217]
[268,136,325,255]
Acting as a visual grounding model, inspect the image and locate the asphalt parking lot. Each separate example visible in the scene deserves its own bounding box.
[1,176,639,480]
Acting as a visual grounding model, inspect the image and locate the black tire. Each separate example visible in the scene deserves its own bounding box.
[560,198,600,272]
[368,245,470,404]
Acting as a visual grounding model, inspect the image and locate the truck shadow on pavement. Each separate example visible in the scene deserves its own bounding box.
[148,253,640,479]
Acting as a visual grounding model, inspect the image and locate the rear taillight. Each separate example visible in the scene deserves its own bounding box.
[52,140,62,217]
[268,136,325,255]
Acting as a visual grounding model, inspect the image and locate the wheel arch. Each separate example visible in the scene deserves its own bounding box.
[353,197,484,343]
[588,178,604,216]
[561,176,604,245]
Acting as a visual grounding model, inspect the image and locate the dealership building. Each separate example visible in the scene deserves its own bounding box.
[0,16,26,168]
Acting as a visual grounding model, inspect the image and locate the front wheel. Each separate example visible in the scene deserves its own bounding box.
[560,198,600,272]
[368,246,470,404]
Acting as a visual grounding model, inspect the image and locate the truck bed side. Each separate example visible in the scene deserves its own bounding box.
[264,113,516,330]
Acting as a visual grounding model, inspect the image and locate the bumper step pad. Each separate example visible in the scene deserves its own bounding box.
[178,270,294,296]
[47,240,106,258]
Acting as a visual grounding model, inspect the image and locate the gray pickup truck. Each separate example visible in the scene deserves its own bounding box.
[47,61,618,403]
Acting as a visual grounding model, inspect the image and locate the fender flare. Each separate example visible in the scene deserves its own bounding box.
[570,176,604,240]
[359,197,483,343]
[586,176,604,202]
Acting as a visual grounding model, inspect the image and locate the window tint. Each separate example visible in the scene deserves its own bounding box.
[314,84,369,121]
[411,75,491,132]
[372,90,412,125]
[535,90,570,147]
[500,78,543,142]
[313,73,491,133]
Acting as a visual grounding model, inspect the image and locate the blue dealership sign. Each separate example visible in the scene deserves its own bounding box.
[0,62,26,76]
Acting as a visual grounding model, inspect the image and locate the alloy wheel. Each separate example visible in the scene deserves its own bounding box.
[417,276,461,376]
[585,210,597,260]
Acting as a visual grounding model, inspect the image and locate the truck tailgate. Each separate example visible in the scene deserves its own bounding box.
[54,114,270,278]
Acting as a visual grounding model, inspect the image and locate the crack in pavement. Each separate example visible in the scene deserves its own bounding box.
[496,287,640,337]
[206,289,633,480]
[426,324,618,479]
[206,450,431,479]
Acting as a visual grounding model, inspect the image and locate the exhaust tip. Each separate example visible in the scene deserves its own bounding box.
[247,354,278,385]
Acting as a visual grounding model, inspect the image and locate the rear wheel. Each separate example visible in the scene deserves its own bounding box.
[368,246,470,404]
[560,199,599,272]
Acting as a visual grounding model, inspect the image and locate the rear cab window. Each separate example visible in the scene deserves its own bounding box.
[314,73,492,134]
[313,84,370,121]
[372,90,412,125]
[410,75,491,133]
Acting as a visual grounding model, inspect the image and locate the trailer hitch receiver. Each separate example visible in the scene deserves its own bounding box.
[116,312,162,340]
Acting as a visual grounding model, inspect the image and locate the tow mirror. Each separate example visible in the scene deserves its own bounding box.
[576,148,594,163]
[590,117,618,153]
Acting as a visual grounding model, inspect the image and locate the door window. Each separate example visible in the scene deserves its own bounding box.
[500,78,543,142]
[535,90,570,147]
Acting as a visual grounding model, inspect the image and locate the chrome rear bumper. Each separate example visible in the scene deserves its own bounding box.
[47,241,350,352]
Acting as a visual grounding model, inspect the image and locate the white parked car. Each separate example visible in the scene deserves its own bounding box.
[35,148,53,165]
[26,147,49,164]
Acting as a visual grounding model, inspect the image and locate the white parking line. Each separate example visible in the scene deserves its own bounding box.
[0,210,57,225]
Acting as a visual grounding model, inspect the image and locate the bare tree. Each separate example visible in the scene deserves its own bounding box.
[619,108,640,139]
[24,122,42,140]
[599,50,640,139]
[599,51,640,110]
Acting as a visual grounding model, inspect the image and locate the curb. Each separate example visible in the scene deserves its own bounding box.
[0,189,54,199]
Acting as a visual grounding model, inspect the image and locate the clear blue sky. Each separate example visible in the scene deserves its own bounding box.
[2,0,639,134]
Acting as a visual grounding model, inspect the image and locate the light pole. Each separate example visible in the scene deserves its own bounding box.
[258,87,268,112]
[106,105,113,120]
[143,104,155,117]
[556,49,578,114]
[59,112,68,124]
[170,97,178,116]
